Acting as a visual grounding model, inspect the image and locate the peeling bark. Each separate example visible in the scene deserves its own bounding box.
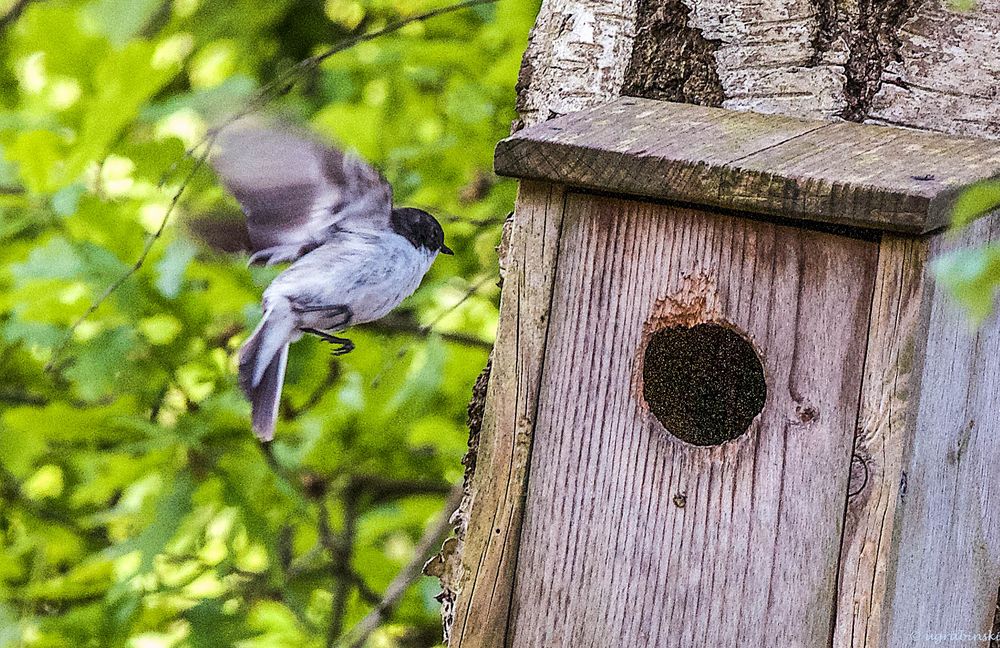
[692,0,846,117]
[423,358,491,644]
[513,0,1000,134]
[622,0,724,105]
[868,1,1000,138]
[513,0,637,127]
[840,0,916,122]
[428,215,512,643]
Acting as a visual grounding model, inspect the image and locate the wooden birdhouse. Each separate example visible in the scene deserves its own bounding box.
[452,98,1000,647]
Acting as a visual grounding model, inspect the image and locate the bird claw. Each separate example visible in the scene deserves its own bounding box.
[302,328,354,356]
[329,339,354,356]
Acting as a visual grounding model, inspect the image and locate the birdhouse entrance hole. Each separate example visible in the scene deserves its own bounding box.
[641,322,766,446]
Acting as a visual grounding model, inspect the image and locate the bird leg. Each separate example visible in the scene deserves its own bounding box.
[294,304,355,355]
[302,328,354,356]
[292,303,352,317]
[293,303,352,327]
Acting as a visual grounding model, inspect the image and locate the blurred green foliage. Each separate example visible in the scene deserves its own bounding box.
[0,0,535,645]
[935,179,1000,324]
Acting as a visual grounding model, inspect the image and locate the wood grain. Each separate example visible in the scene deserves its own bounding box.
[507,192,878,646]
[887,212,1000,646]
[494,97,1000,233]
[833,236,931,646]
[450,181,566,647]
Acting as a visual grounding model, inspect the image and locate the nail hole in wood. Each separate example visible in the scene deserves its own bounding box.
[642,322,766,446]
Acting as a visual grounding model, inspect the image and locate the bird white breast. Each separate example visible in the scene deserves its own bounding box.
[264,230,436,329]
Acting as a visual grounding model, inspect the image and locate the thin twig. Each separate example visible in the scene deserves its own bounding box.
[44,0,499,371]
[321,493,359,646]
[370,274,495,388]
[43,138,217,372]
[0,389,114,408]
[421,275,495,333]
[364,316,493,349]
[254,442,317,519]
[284,360,342,418]
[0,0,35,32]
[345,473,453,503]
[258,441,304,495]
[165,0,499,178]
[411,203,506,228]
[225,0,499,128]
[285,542,380,605]
[336,483,463,648]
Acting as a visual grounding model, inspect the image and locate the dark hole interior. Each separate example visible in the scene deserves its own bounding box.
[642,322,766,446]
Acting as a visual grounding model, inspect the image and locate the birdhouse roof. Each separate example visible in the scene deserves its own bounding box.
[494,97,1000,234]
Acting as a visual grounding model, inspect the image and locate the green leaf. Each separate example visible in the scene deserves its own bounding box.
[155,236,197,298]
[140,75,256,122]
[951,179,1000,229]
[118,470,196,572]
[932,245,1000,324]
[186,599,259,648]
[63,327,141,401]
[21,558,115,602]
[2,318,64,349]
[383,334,446,416]
[11,236,83,281]
[85,0,164,46]
[68,41,179,175]
[11,4,110,78]
[138,313,183,345]
[5,129,67,193]
[3,400,139,451]
[51,183,87,216]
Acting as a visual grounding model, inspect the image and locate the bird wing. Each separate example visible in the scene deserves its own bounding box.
[210,120,393,265]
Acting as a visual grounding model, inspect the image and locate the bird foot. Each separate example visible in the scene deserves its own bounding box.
[302,328,354,356]
[329,337,354,356]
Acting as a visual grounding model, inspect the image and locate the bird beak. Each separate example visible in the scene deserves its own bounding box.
[440,244,454,255]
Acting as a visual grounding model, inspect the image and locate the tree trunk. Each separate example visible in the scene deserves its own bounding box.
[439,0,1000,644]
[515,0,1000,136]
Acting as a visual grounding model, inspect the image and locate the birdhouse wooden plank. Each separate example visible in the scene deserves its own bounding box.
[493,98,1000,233]
[452,97,1000,647]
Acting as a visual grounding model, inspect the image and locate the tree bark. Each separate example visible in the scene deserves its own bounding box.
[516,0,1000,135]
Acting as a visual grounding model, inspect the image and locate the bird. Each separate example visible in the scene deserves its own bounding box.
[207,119,453,442]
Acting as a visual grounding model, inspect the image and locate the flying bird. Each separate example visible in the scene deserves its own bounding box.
[209,120,453,442]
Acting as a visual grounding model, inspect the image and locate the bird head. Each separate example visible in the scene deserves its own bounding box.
[390,207,453,255]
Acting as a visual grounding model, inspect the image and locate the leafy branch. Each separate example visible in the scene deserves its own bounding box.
[44,0,500,372]
[934,179,1000,324]
[44,139,218,371]
[0,462,105,543]
[318,493,357,644]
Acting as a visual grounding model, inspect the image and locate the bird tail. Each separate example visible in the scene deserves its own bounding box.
[238,302,295,441]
